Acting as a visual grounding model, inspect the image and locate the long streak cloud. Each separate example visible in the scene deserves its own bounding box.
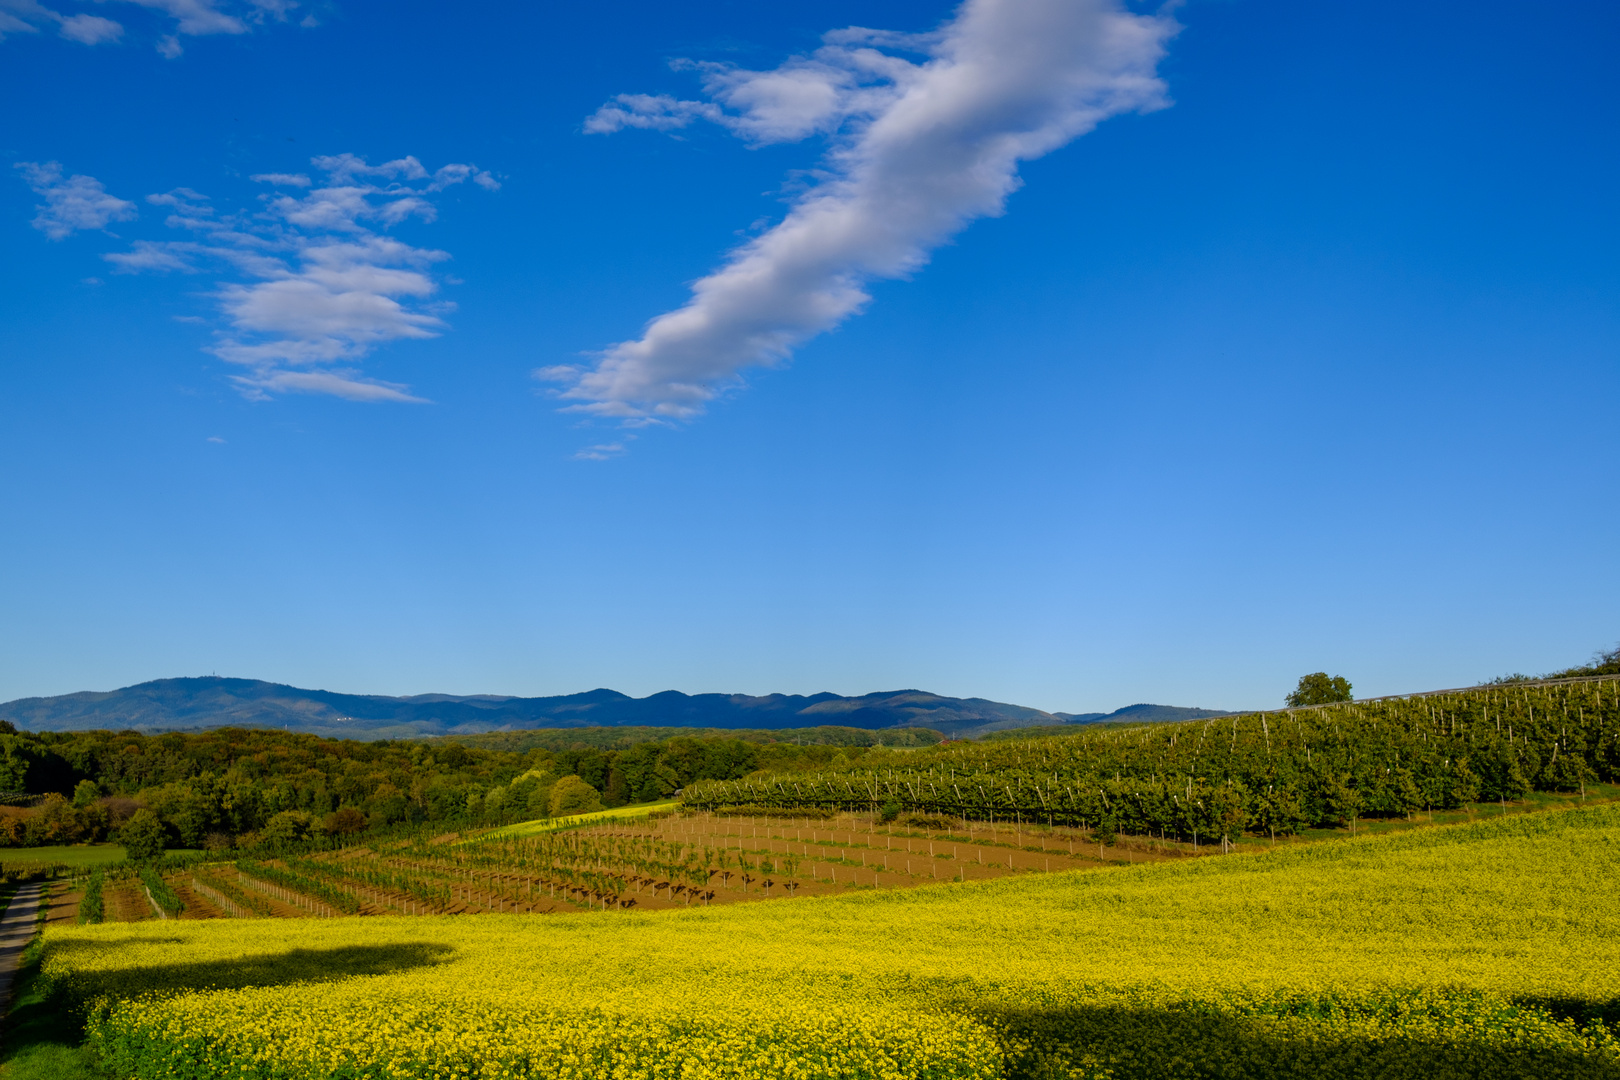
[545,0,1177,423]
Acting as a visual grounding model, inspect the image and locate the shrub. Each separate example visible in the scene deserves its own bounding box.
[548,776,605,818]
[119,809,167,862]
[324,807,369,836]
[138,866,183,918]
[259,811,316,848]
[78,871,104,925]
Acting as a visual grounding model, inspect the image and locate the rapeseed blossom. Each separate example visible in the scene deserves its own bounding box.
[45,804,1620,1079]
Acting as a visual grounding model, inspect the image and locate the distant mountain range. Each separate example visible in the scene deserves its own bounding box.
[0,677,1234,741]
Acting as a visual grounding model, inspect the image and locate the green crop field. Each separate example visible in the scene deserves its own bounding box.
[25,801,1620,1079]
[0,844,126,869]
[683,678,1620,841]
[486,799,678,838]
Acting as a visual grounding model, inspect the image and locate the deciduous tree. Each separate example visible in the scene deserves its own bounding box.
[119,808,167,861]
[1286,673,1353,707]
[549,775,605,818]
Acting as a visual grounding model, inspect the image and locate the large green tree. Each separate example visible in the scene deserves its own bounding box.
[118,809,167,861]
[548,775,605,818]
[1286,672,1353,707]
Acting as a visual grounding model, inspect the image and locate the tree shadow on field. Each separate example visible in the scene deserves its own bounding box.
[1519,994,1620,1030]
[45,939,455,998]
[977,1000,1620,1080]
[6,941,454,1080]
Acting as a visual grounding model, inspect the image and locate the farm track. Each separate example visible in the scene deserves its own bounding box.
[0,883,44,1008]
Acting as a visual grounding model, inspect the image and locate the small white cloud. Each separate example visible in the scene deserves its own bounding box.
[206,434,226,442]
[249,172,311,187]
[58,13,123,44]
[246,0,296,21]
[311,153,428,183]
[375,195,435,224]
[146,187,210,207]
[0,1,123,44]
[212,240,448,356]
[121,0,245,37]
[672,57,876,145]
[15,161,137,240]
[574,441,629,461]
[97,152,495,403]
[424,162,500,193]
[0,11,41,41]
[233,368,428,403]
[81,276,103,285]
[2,0,311,52]
[583,94,722,135]
[103,239,197,272]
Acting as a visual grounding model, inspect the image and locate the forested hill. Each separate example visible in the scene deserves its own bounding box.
[0,677,1169,740]
[1056,704,1234,724]
[0,724,941,850]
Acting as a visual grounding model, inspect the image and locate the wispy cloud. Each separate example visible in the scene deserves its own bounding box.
[573,439,633,461]
[15,161,137,239]
[0,0,308,55]
[93,155,499,403]
[248,172,310,187]
[60,12,124,43]
[0,0,119,44]
[552,0,1176,424]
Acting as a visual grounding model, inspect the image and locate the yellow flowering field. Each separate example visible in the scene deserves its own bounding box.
[43,804,1620,1079]
[485,799,679,839]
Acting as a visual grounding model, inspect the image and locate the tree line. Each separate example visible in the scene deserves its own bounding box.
[0,722,931,853]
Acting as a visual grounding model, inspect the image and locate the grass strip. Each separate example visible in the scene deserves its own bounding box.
[75,873,103,926]
[137,867,182,919]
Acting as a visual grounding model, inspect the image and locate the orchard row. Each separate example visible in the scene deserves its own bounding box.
[683,678,1620,840]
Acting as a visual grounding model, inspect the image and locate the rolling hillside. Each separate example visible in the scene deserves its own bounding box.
[46,804,1620,1079]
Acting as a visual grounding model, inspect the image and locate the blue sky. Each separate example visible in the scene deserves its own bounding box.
[1,0,1616,713]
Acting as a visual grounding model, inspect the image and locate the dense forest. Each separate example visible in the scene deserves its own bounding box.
[444,725,942,754]
[0,723,932,850]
